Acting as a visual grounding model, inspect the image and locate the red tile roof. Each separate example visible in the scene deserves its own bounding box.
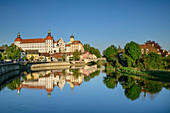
[21,38,46,43]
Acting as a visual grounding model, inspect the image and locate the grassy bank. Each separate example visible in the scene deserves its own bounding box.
[105,66,170,83]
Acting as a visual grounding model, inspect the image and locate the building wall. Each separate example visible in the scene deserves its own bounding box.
[26,54,39,61]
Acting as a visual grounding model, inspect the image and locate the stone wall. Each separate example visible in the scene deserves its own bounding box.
[0,63,21,75]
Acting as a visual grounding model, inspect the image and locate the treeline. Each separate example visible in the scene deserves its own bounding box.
[84,44,102,58]
[103,41,170,70]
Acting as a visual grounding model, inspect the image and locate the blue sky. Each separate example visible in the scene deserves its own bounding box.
[0,0,170,52]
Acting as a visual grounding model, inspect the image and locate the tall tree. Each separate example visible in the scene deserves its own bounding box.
[84,44,91,51]
[103,45,118,62]
[73,50,80,61]
[5,44,21,60]
[124,41,141,63]
[146,52,163,69]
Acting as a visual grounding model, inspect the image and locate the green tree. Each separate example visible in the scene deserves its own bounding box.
[2,44,8,47]
[30,56,34,61]
[103,45,118,63]
[84,43,91,51]
[125,84,141,101]
[73,50,80,61]
[124,41,141,62]
[118,46,122,53]
[62,54,66,61]
[22,55,27,61]
[5,44,21,60]
[39,56,44,61]
[146,52,163,69]
[103,75,118,89]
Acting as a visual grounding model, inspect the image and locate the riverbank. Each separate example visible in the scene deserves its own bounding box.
[105,67,170,83]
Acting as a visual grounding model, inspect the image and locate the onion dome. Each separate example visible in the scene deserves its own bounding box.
[70,33,74,38]
[46,29,53,40]
[15,32,22,41]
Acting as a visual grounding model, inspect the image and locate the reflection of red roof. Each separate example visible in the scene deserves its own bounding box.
[21,84,45,89]
[46,88,53,92]
[66,44,71,47]
[72,82,81,86]
[21,38,46,43]
[17,87,21,90]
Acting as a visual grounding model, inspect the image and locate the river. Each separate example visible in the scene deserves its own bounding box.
[0,65,170,113]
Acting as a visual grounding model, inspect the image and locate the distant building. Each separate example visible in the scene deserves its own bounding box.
[65,34,84,53]
[14,31,84,56]
[25,50,40,61]
[139,41,167,57]
[14,30,61,54]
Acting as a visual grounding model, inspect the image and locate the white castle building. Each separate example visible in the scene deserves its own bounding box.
[14,30,84,54]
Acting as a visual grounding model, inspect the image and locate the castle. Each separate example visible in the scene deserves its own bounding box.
[14,30,84,54]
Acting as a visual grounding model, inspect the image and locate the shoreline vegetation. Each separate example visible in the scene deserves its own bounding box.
[102,40,170,82]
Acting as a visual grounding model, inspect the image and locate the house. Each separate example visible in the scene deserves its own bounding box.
[25,50,40,61]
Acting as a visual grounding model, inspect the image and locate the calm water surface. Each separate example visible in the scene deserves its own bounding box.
[0,66,170,113]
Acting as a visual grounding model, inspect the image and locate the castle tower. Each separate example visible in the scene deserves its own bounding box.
[70,34,74,43]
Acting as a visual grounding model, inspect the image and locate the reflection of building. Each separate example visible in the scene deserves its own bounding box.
[17,66,99,96]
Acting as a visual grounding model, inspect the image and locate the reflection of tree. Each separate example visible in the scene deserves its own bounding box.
[7,77,21,90]
[103,70,169,101]
[103,76,118,89]
[84,70,100,82]
[70,69,81,79]
[125,84,141,101]
[142,81,162,94]
[103,72,118,89]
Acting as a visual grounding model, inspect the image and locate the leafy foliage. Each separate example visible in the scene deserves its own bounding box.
[84,44,91,51]
[73,50,80,61]
[30,56,34,61]
[103,45,118,63]
[84,43,102,58]
[5,44,21,60]
[124,41,141,61]
[22,55,27,61]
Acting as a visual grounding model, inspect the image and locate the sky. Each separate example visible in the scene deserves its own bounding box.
[0,0,170,52]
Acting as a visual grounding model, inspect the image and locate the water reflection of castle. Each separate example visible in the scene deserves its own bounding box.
[17,65,100,97]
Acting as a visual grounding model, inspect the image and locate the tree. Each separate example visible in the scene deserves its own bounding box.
[22,55,27,61]
[39,56,44,61]
[30,56,34,61]
[146,52,163,69]
[125,84,141,101]
[124,41,141,61]
[84,44,91,51]
[118,46,122,53]
[84,44,101,58]
[73,50,80,61]
[5,44,21,60]
[62,54,66,61]
[2,44,8,47]
[103,45,118,63]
